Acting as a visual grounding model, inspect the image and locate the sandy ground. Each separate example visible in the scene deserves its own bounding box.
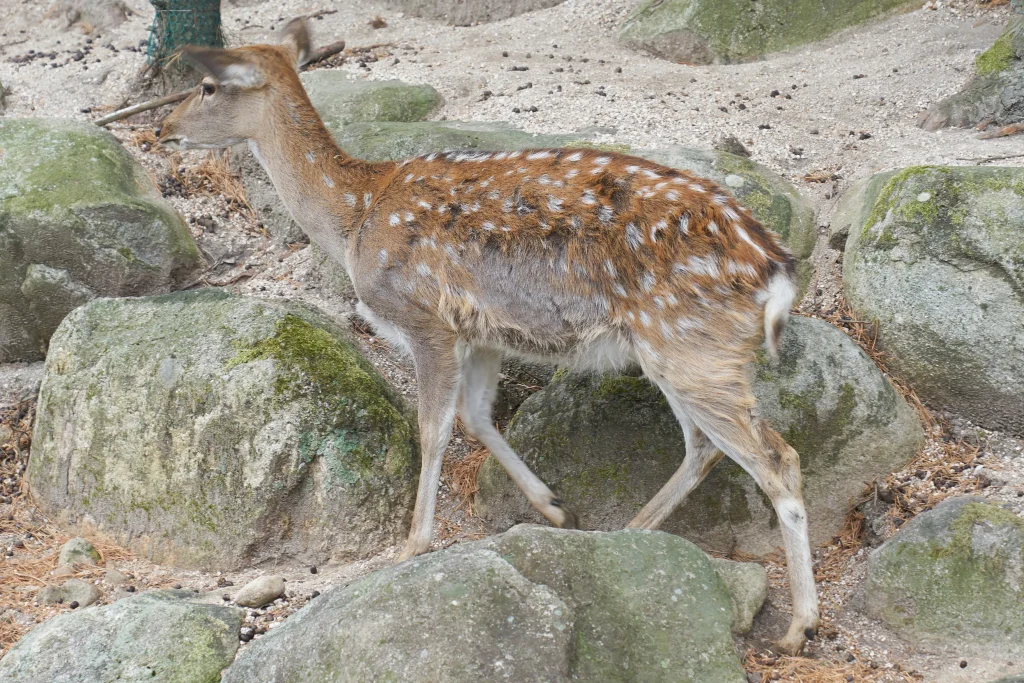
[2,1,1024,681]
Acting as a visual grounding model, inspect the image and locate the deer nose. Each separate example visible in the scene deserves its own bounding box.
[155,125,162,138]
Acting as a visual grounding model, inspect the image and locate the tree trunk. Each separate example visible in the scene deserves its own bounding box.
[918,16,1024,131]
[141,0,224,96]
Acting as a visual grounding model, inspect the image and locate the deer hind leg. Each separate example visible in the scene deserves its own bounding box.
[640,354,819,655]
[627,402,724,530]
[398,337,462,562]
[458,347,577,529]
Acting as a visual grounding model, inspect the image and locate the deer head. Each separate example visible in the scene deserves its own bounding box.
[157,19,312,151]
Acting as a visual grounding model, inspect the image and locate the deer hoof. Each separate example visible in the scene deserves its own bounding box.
[550,498,579,529]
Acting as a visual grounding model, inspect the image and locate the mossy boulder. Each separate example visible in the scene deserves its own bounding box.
[917,18,1024,130]
[27,289,419,570]
[0,118,203,362]
[223,526,751,683]
[478,317,924,556]
[864,497,1024,654]
[380,0,568,25]
[618,0,921,64]
[0,591,242,682]
[842,165,1024,434]
[301,72,441,131]
[240,74,441,243]
[637,147,816,296]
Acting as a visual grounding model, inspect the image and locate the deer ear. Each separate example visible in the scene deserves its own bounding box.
[280,18,311,68]
[181,47,264,87]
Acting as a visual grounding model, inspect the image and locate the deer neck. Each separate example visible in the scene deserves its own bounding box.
[247,92,391,262]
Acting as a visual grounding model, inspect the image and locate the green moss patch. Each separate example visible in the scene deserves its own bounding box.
[976,29,1016,77]
[229,314,415,479]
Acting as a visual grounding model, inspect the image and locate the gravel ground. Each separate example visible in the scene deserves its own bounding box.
[2,1,1024,681]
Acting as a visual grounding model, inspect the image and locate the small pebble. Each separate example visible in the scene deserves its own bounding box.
[960,660,968,669]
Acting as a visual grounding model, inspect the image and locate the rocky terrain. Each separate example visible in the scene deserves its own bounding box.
[1,0,1023,681]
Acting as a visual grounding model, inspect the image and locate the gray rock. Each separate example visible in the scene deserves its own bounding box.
[224,526,748,682]
[828,175,873,251]
[47,0,131,31]
[234,575,285,608]
[478,317,924,556]
[52,564,76,578]
[28,290,419,570]
[58,538,100,566]
[301,72,441,131]
[37,579,101,607]
[380,0,567,25]
[0,77,6,112]
[103,569,129,587]
[711,557,768,634]
[0,591,241,682]
[0,361,43,410]
[842,165,1024,434]
[917,19,1024,131]
[864,497,1024,655]
[618,0,920,64]
[0,118,203,362]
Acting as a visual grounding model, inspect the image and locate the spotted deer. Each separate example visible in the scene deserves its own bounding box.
[157,19,819,654]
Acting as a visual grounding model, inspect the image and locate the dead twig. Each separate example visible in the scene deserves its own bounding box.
[302,39,347,66]
[978,122,1024,140]
[955,152,1024,164]
[305,9,338,20]
[94,91,189,127]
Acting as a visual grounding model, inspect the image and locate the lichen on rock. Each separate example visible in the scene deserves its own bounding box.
[28,290,418,570]
[864,497,1024,655]
[0,118,202,362]
[842,165,1024,434]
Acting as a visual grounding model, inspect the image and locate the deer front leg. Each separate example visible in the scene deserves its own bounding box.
[398,338,461,563]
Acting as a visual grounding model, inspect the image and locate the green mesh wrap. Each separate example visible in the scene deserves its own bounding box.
[147,0,224,65]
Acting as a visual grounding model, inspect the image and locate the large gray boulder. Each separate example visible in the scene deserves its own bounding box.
[28,290,419,570]
[618,0,921,64]
[478,317,924,556]
[301,72,441,131]
[223,526,752,683]
[917,17,1024,131]
[381,0,567,25]
[0,591,242,682]
[0,118,203,362]
[841,166,1024,434]
[864,497,1024,656]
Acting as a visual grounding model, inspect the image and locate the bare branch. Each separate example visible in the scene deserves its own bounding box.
[93,91,189,126]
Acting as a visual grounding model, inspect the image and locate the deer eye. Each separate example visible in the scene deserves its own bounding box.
[201,83,216,97]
